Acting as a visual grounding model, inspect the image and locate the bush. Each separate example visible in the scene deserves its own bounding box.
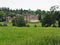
[58,21,60,27]
[52,24,56,27]
[34,24,37,27]
[0,24,3,26]
[3,23,7,26]
[26,24,30,27]
[13,16,26,27]
[12,19,16,26]
[41,12,56,27]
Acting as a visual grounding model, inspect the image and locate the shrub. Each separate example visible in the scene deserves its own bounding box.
[26,24,30,27]
[14,16,26,27]
[12,19,16,26]
[41,12,56,27]
[58,21,60,27]
[3,23,7,26]
[34,24,37,27]
[52,24,56,27]
[0,24,3,26]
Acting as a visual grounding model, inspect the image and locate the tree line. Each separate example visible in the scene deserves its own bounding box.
[0,6,60,27]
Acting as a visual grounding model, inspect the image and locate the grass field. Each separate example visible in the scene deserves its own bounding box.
[0,27,60,45]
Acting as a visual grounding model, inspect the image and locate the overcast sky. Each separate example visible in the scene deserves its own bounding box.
[0,0,60,10]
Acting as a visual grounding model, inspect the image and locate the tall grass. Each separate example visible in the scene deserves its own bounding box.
[0,27,60,45]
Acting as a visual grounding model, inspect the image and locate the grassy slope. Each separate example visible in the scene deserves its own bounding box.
[0,27,60,45]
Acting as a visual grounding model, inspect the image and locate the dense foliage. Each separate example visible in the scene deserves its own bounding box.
[0,7,60,27]
[12,16,26,27]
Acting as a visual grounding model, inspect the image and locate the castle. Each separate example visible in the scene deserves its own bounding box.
[6,13,39,22]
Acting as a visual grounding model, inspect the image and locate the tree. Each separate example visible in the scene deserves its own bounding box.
[23,10,28,14]
[41,10,47,20]
[13,16,26,27]
[35,9,41,20]
[9,12,16,18]
[0,11,6,21]
[41,12,54,27]
[20,8,23,14]
[50,5,59,11]
[50,5,60,27]
[55,11,60,27]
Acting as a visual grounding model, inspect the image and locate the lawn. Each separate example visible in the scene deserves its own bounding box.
[0,27,60,45]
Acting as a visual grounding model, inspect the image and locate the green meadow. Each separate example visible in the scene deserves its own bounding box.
[0,2,60,45]
[0,27,60,45]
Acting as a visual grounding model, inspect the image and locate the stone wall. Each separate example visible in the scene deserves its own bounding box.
[6,14,39,22]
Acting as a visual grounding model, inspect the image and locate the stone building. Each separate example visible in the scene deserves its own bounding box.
[22,13,39,22]
[7,13,39,22]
